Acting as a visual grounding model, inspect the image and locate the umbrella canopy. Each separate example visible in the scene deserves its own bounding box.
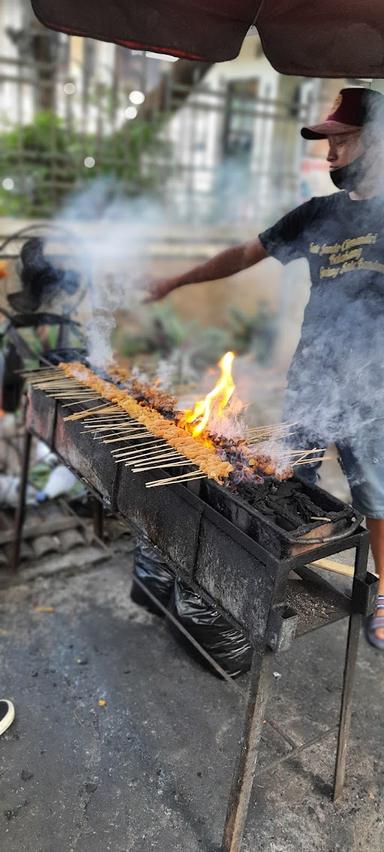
[31,1,384,77]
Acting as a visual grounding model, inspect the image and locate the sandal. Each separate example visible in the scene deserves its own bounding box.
[365,594,384,650]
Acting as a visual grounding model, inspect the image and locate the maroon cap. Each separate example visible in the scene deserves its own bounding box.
[301,87,384,140]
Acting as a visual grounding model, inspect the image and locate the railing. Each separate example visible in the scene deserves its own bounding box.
[0,50,310,224]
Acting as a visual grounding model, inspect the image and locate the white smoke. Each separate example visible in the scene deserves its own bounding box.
[53,178,164,369]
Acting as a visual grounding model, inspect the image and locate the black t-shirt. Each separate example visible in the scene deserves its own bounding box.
[259,191,384,443]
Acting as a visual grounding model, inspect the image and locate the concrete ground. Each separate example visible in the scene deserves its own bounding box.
[0,543,383,852]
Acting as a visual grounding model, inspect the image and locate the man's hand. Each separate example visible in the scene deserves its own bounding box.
[143,276,177,303]
[141,237,268,303]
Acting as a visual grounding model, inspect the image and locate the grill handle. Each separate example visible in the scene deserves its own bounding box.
[286,512,363,545]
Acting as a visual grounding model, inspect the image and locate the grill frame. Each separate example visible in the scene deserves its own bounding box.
[25,386,373,645]
[16,383,375,852]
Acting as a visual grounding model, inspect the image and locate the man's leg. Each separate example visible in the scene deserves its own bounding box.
[366,517,384,640]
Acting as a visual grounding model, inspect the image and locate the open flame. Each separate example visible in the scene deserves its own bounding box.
[181,351,236,438]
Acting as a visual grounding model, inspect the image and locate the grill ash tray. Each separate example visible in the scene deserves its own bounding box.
[285,569,351,635]
[200,477,359,558]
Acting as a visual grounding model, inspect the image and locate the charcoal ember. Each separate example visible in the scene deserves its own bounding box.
[130,538,175,616]
[234,477,338,531]
[168,580,252,678]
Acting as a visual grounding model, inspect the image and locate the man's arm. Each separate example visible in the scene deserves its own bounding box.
[145,237,268,301]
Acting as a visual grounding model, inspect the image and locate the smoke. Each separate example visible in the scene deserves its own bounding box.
[53,178,163,368]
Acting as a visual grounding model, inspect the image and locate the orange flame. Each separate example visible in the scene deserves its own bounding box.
[182,351,236,438]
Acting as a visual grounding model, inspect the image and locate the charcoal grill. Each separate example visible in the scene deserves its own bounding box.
[12,385,377,852]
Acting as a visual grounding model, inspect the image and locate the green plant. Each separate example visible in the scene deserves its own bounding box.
[0,110,171,216]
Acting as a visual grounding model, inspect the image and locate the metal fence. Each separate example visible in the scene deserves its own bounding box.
[0,45,310,225]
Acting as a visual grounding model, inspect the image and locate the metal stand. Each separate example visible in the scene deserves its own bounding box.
[221,534,371,850]
[222,648,272,852]
[10,428,32,573]
[333,534,370,799]
[91,495,104,541]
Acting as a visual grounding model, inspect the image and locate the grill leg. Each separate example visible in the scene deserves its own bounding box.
[221,648,271,852]
[333,612,360,800]
[11,429,32,573]
[333,535,369,800]
[91,495,104,541]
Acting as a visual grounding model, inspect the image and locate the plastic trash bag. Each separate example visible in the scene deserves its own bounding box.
[168,579,252,678]
[0,474,36,507]
[36,464,77,501]
[130,537,175,616]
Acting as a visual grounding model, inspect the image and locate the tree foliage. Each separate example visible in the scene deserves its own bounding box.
[0,110,169,216]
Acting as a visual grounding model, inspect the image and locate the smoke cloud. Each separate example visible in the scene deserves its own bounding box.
[53,178,164,368]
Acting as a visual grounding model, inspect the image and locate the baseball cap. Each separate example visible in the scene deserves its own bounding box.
[301,87,384,140]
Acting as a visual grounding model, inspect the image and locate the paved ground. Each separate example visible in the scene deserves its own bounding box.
[0,544,383,852]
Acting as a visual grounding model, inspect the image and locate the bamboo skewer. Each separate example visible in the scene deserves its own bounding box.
[88,416,139,424]
[114,443,174,459]
[278,447,327,457]
[133,460,193,472]
[126,454,184,466]
[119,451,181,465]
[83,422,131,429]
[292,457,331,467]
[146,471,207,488]
[82,427,143,437]
[86,424,144,435]
[128,450,185,465]
[126,449,184,465]
[22,369,63,378]
[84,414,129,421]
[113,443,172,460]
[101,432,151,445]
[21,366,60,373]
[247,430,297,445]
[111,439,166,455]
[45,390,90,396]
[64,405,121,421]
[61,398,104,406]
[48,394,100,400]
[246,420,298,433]
[36,382,82,390]
[91,425,145,435]
[310,516,332,522]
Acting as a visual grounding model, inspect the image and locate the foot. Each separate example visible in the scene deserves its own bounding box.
[0,700,15,736]
[366,595,384,649]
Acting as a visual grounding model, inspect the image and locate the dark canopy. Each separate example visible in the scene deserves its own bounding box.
[31,1,384,77]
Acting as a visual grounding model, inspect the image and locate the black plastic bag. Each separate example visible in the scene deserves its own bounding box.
[130,537,175,616]
[168,579,252,678]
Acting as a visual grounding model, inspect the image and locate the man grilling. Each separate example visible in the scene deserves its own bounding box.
[145,87,384,650]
